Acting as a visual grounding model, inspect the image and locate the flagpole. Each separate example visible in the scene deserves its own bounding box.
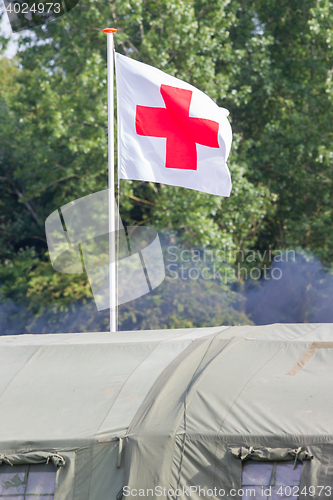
[103,28,117,333]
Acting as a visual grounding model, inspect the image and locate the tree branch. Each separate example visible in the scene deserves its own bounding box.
[13,187,39,223]
[129,195,154,206]
[1,175,39,223]
[34,174,80,194]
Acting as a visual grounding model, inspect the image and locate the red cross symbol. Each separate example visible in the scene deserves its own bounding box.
[135,85,220,170]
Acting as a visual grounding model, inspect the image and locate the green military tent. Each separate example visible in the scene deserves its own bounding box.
[0,323,332,500]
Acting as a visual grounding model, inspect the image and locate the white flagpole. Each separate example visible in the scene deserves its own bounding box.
[103,28,117,332]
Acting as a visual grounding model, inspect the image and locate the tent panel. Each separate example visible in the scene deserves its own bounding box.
[0,346,39,399]
[96,339,193,438]
[0,342,158,444]
[186,339,333,437]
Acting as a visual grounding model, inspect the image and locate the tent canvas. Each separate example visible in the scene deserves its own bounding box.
[0,324,332,499]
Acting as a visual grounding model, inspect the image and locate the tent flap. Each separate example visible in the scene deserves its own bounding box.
[230,446,314,464]
[0,451,66,467]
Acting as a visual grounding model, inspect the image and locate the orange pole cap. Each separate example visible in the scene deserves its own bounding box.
[102,28,117,33]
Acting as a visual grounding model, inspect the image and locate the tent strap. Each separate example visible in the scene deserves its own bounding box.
[230,446,313,468]
[0,451,66,468]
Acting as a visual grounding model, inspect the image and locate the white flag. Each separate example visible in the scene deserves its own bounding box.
[116,53,232,196]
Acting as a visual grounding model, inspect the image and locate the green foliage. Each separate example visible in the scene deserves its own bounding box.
[119,275,251,330]
[226,0,333,263]
[1,0,333,331]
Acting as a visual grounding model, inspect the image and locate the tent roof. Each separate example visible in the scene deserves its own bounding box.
[0,327,221,449]
[1,322,333,347]
[1,323,333,452]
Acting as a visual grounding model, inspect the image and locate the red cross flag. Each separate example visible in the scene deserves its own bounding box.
[116,53,232,196]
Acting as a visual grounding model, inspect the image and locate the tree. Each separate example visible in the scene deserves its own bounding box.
[227,0,333,263]
[2,0,332,332]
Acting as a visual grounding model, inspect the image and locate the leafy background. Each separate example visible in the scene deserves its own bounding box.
[1,0,333,333]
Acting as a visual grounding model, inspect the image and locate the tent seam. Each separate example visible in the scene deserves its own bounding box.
[0,345,43,406]
[94,340,168,438]
[212,341,288,487]
[174,329,234,495]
